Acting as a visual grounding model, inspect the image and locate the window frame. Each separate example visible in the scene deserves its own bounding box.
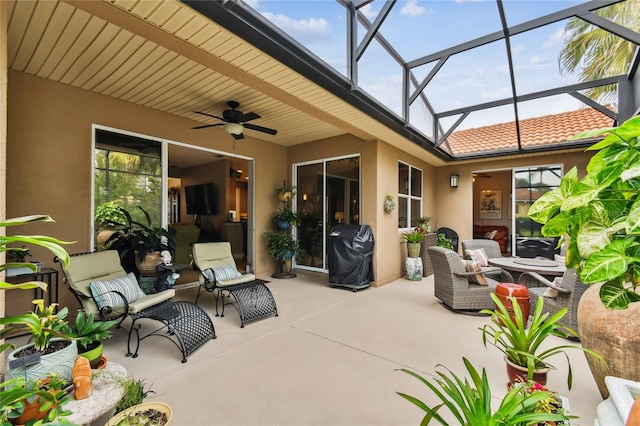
[397,161,423,230]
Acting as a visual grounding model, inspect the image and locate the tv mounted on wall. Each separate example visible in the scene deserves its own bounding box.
[184,183,217,215]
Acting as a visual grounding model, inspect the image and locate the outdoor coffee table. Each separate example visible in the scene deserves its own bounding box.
[488,257,566,277]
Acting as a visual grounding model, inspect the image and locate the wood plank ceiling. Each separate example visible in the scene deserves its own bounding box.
[6,0,446,165]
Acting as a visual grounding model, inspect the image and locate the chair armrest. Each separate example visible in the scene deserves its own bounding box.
[91,290,129,321]
[454,268,514,283]
[518,272,571,293]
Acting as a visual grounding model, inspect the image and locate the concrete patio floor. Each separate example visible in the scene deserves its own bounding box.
[96,270,601,425]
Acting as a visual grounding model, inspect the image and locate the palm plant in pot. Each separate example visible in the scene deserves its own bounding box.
[527,115,640,398]
[480,293,604,390]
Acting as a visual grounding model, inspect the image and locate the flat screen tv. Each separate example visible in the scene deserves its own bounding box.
[184,183,217,215]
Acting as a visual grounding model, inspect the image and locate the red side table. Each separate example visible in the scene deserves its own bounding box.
[495,283,530,327]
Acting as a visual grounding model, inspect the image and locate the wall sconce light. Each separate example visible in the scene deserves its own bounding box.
[302,193,308,201]
[450,174,459,188]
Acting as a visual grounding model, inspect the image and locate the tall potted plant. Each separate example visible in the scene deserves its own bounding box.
[528,115,640,397]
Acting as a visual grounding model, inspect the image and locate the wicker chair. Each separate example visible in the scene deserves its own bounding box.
[461,239,503,259]
[426,246,514,314]
[519,268,587,336]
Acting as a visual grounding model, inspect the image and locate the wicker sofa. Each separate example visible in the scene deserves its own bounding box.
[473,225,509,253]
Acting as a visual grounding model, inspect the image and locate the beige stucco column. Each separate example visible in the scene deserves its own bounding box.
[1,0,9,376]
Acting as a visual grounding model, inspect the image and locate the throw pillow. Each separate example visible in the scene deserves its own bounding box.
[90,272,146,309]
[202,265,242,282]
[464,248,489,267]
[542,277,563,298]
[462,260,488,285]
[484,230,498,240]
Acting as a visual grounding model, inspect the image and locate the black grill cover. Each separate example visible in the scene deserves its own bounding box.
[328,224,375,286]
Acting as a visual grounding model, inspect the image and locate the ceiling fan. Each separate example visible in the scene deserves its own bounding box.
[192,101,278,140]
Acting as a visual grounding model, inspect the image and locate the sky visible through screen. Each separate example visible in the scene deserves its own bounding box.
[241,0,621,131]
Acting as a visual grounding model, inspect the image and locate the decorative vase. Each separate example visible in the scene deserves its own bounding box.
[407,242,421,258]
[504,356,550,388]
[577,283,640,398]
[134,250,162,277]
[6,338,78,382]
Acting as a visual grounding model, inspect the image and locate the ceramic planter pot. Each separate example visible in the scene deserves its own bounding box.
[577,283,640,398]
[504,356,550,388]
[6,338,78,382]
[134,250,162,277]
[78,341,104,368]
[407,242,421,258]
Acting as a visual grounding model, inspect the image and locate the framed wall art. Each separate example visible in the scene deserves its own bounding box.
[479,189,502,220]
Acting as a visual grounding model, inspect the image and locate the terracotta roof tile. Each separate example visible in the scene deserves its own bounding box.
[444,107,614,156]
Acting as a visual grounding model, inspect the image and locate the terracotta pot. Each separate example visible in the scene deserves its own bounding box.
[11,378,54,426]
[627,395,640,426]
[92,356,108,370]
[577,283,640,398]
[79,341,103,365]
[504,356,550,388]
[134,251,162,277]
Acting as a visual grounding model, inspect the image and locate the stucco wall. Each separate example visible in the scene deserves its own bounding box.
[7,71,288,310]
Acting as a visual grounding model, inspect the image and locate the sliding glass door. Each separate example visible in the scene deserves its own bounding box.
[294,155,360,272]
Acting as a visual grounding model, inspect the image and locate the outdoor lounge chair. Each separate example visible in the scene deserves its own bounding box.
[427,246,514,314]
[192,242,278,327]
[461,239,503,260]
[59,250,215,362]
[519,268,587,336]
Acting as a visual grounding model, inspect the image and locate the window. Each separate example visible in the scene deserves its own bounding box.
[514,165,562,238]
[398,162,423,229]
[94,129,163,228]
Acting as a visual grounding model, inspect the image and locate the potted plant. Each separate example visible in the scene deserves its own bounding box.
[95,201,128,248]
[0,215,74,424]
[272,206,301,230]
[436,233,454,250]
[527,115,640,397]
[415,216,432,232]
[4,246,40,276]
[480,293,604,389]
[105,206,176,276]
[263,230,306,277]
[396,357,572,425]
[105,377,171,426]
[72,310,119,369]
[402,227,425,258]
[275,184,296,202]
[1,374,72,426]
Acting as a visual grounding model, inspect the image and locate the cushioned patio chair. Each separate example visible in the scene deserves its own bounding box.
[461,239,503,260]
[59,250,215,362]
[192,242,278,327]
[518,268,587,337]
[426,246,514,314]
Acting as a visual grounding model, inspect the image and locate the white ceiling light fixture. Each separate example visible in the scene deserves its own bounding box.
[224,122,244,136]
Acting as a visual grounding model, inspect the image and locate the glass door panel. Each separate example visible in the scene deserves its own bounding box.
[295,156,359,272]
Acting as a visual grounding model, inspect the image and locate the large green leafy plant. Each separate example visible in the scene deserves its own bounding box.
[528,115,640,309]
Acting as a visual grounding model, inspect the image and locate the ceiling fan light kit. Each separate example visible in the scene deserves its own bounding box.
[224,122,244,135]
[192,100,278,140]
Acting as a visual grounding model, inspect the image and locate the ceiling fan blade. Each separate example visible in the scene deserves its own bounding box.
[191,123,224,130]
[193,111,226,121]
[239,112,260,122]
[243,123,278,135]
[233,133,245,140]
